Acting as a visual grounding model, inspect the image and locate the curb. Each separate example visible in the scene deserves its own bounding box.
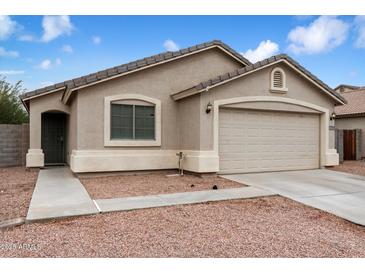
[0,217,25,230]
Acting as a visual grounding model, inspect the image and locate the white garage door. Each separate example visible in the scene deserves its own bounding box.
[219,108,320,174]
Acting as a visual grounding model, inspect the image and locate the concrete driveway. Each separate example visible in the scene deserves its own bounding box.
[222,169,365,226]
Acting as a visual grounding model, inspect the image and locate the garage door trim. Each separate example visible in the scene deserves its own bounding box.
[219,108,320,174]
[213,96,330,168]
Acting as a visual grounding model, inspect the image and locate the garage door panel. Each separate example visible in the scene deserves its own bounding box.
[219,108,320,174]
[219,127,243,136]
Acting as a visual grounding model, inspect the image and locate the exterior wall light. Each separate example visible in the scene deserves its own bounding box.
[330,112,336,120]
[206,102,212,114]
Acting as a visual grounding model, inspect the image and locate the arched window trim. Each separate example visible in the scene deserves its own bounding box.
[270,67,288,93]
[104,94,161,147]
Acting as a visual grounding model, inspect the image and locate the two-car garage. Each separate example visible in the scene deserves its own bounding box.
[172,55,344,175]
[218,107,320,174]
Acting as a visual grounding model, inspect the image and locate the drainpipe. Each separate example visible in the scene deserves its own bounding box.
[176,152,186,176]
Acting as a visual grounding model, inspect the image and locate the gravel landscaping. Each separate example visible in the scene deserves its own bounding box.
[0,167,38,221]
[80,172,243,199]
[327,160,365,177]
[1,196,364,258]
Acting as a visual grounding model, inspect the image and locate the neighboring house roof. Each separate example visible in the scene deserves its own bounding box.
[20,40,251,102]
[171,54,346,105]
[334,84,365,92]
[335,87,365,118]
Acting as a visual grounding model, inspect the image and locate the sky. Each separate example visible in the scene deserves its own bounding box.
[0,15,365,91]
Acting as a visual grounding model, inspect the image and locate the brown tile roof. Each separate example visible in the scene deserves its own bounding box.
[334,84,365,92]
[20,40,251,101]
[172,54,346,104]
[335,88,365,117]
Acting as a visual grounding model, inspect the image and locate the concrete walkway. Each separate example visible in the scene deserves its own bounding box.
[26,167,273,221]
[95,187,274,213]
[222,169,365,226]
[26,167,99,221]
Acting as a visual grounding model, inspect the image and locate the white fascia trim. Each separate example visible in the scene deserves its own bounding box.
[104,94,161,147]
[70,149,219,173]
[213,96,338,167]
[61,86,72,104]
[172,59,344,105]
[171,87,199,101]
[21,87,66,102]
[21,99,29,113]
[217,46,250,66]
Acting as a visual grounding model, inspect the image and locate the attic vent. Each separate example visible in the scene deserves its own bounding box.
[270,67,288,92]
[273,70,283,88]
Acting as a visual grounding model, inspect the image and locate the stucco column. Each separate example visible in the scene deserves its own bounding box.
[26,109,44,167]
[329,119,335,149]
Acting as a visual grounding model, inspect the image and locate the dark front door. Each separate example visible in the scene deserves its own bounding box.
[41,113,66,164]
[343,130,356,160]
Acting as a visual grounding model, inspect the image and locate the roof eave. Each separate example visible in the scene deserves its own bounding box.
[172,58,346,105]
[63,44,249,104]
[336,112,365,118]
[20,86,67,102]
[20,41,251,103]
[20,96,29,113]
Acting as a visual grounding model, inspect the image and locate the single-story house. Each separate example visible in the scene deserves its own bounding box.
[20,40,345,174]
[334,85,365,161]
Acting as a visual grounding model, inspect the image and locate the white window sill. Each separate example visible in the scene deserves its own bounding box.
[270,87,288,94]
[104,139,161,147]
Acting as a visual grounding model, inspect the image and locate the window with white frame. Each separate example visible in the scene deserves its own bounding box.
[104,94,161,147]
[111,102,155,140]
[270,67,288,92]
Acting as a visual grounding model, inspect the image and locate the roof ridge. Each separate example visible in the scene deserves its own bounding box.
[20,39,251,100]
[341,88,365,94]
[334,84,365,91]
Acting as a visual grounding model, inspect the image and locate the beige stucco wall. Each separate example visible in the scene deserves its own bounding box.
[76,48,243,150]
[177,94,201,150]
[29,90,70,149]
[329,119,335,149]
[28,90,78,164]
[66,93,78,163]
[26,50,339,171]
[181,63,337,151]
[336,117,365,157]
